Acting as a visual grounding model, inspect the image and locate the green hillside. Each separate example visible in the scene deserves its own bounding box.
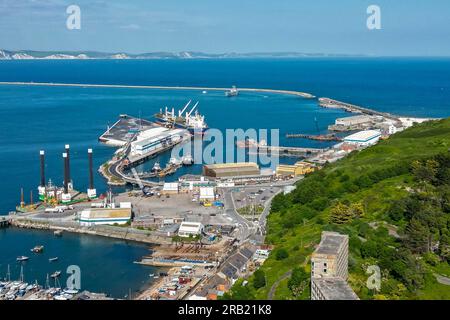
[223,118,450,300]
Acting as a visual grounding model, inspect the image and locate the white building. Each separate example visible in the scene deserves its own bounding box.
[343,130,381,147]
[162,182,179,194]
[130,129,185,156]
[335,115,374,126]
[79,208,132,226]
[178,222,204,237]
[199,186,215,201]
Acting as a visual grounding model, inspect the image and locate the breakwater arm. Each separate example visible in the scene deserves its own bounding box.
[0,81,315,99]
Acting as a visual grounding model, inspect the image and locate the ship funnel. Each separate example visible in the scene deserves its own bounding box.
[87,148,97,199]
[39,150,45,187]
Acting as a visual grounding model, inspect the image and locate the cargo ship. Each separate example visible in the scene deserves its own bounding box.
[154,101,208,135]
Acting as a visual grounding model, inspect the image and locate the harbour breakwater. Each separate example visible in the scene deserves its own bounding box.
[9,216,171,245]
[0,81,315,99]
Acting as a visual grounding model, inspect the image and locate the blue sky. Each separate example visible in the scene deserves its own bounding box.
[1,0,449,55]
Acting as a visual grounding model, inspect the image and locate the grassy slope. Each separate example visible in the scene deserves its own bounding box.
[242,118,450,300]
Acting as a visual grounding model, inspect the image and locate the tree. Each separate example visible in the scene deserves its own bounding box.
[288,267,309,297]
[329,202,353,224]
[350,201,365,217]
[275,248,289,260]
[411,159,439,183]
[253,270,266,289]
[404,218,430,254]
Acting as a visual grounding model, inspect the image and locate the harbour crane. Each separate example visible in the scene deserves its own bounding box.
[186,101,199,117]
[178,100,192,117]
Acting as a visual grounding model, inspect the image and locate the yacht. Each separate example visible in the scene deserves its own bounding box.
[151,162,162,173]
[181,155,194,166]
[16,256,29,262]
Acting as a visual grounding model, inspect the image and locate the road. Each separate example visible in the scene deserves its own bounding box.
[222,191,254,242]
[268,270,292,300]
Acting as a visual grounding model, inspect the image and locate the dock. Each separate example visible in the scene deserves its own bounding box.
[240,144,326,158]
[318,98,399,121]
[98,114,159,147]
[286,133,342,141]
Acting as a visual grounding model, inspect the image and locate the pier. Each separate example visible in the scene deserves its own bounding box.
[286,133,342,141]
[318,97,399,121]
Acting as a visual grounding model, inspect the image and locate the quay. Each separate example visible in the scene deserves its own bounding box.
[8,216,172,245]
[0,81,316,99]
[286,133,343,141]
[245,145,326,157]
[318,97,399,121]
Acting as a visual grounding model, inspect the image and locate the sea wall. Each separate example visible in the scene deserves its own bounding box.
[9,216,171,245]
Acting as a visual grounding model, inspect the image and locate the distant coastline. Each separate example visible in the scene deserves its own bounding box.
[0,49,368,60]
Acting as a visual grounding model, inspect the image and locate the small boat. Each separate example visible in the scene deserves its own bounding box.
[153,275,159,279]
[169,157,181,166]
[31,245,44,253]
[19,283,28,291]
[63,288,78,295]
[50,271,61,278]
[53,294,68,300]
[202,90,207,94]
[149,273,155,277]
[181,155,194,166]
[16,256,29,262]
[151,162,162,173]
[225,86,239,97]
[54,230,63,237]
[49,257,59,262]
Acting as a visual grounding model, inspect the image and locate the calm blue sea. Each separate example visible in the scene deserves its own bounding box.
[0,58,449,296]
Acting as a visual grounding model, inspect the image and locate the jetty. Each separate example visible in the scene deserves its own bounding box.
[286,133,342,141]
[318,97,399,121]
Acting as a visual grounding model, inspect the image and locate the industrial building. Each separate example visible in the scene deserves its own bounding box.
[199,187,215,201]
[79,208,132,226]
[178,175,216,192]
[335,115,375,127]
[343,130,382,147]
[311,231,358,300]
[162,182,179,194]
[178,221,204,237]
[275,161,316,177]
[203,162,260,178]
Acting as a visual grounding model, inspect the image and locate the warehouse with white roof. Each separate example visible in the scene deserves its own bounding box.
[178,221,204,237]
[343,130,381,147]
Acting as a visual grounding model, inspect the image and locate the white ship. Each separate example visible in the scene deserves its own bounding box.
[155,101,208,134]
[225,86,239,97]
